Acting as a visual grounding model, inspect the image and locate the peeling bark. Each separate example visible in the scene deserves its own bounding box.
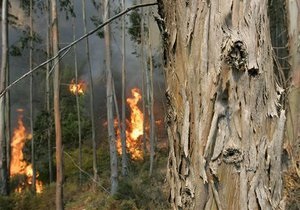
[159,0,288,209]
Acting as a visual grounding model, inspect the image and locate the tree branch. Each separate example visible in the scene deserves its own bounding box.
[0,2,158,98]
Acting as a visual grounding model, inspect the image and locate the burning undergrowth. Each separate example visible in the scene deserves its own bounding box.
[115,88,144,160]
[10,109,43,193]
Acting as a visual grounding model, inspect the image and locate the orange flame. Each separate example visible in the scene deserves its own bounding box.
[116,88,144,160]
[69,79,86,95]
[10,110,43,193]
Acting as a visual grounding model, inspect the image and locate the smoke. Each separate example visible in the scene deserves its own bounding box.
[6,0,165,140]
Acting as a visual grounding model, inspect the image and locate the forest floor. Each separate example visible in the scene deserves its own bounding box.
[0,145,170,210]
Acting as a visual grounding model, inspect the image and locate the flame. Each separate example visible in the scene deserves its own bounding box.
[69,79,86,95]
[10,110,43,193]
[116,88,144,160]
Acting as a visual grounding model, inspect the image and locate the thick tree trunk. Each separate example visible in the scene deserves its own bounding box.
[51,0,64,209]
[158,0,287,209]
[103,0,118,195]
[82,0,99,187]
[0,0,9,196]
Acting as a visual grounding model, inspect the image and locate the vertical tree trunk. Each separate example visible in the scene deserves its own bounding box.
[0,0,9,196]
[46,0,53,183]
[82,0,99,186]
[51,0,64,208]
[29,0,36,193]
[121,0,128,177]
[72,1,83,186]
[103,0,118,195]
[5,12,11,182]
[147,7,155,176]
[158,0,287,209]
[140,4,147,153]
[286,0,300,173]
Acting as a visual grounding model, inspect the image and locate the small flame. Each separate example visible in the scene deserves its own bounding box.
[10,110,43,193]
[69,79,86,95]
[116,88,144,160]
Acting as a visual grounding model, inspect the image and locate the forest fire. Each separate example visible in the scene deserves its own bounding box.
[116,88,144,160]
[69,79,86,95]
[10,110,43,193]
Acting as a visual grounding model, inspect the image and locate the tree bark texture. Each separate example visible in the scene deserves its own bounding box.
[0,0,9,196]
[51,0,64,209]
[158,0,287,209]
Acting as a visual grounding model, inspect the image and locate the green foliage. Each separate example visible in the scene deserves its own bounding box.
[128,10,142,44]
[90,16,104,38]
[59,0,76,19]
[9,29,42,56]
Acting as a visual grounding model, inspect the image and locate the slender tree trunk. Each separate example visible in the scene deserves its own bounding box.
[140,5,147,153]
[5,18,10,181]
[0,0,9,196]
[82,0,99,186]
[46,0,53,183]
[72,2,83,186]
[158,0,288,209]
[121,0,128,177]
[103,0,118,195]
[147,7,155,176]
[51,0,64,209]
[29,0,36,193]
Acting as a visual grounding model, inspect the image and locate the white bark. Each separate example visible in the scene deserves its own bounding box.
[103,0,118,195]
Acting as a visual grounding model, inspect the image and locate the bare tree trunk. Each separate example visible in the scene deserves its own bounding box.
[147,7,155,176]
[5,19,10,182]
[46,0,53,183]
[121,0,128,177]
[158,0,287,209]
[286,0,300,176]
[72,1,83,186]
[140,5,147,153]
[29,0,36,193]
[82,0,98,186]
[51,0,64,208]
[0,0,9,196]
[103,0,118,195]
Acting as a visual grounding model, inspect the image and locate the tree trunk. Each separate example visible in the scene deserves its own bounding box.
[0,0,9,196]
[140,4,147,153]
[121,0,128,177]
[46,0,53,183]
[51,0,64,209]
[72,2,83,186]
[286,0,300,173]
[147,7,155,176]
[158,0,287,209]
[29,0,36,193]
[82,0,99,187]
[103,0,118,195]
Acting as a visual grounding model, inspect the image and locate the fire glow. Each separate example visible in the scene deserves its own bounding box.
[116,88,144,160]
[69,79,86,95]
[10,110,43,193]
